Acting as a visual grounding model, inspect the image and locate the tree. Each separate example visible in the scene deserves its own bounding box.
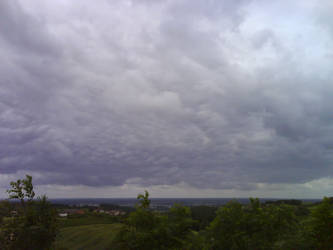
[207,198,297,250]
[137,190,150,209]
[112,190,160,250]
[0,175,58,250]
[168,204,194,239]
[310,197,333,249]
[112,191,195,250]
[7,175,35,201]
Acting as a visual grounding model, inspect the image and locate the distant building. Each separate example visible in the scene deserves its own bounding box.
[75,210,85,215]
[108,210,126,216]
[61,209,85,215]
[93,209,125,216]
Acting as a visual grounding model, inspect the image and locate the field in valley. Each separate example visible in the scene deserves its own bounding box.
[53,223,123,250]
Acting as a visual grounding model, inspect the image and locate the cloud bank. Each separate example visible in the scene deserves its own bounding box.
[1,0,333,197]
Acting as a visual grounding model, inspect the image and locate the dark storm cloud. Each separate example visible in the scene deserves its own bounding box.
[1,0,333,192]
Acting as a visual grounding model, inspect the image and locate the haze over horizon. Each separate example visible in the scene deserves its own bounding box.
[1,0,333,199]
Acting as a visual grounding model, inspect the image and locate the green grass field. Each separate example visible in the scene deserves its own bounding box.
[58,214,119,228]
[53,223,123,250]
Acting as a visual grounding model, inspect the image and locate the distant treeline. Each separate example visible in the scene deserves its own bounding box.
[264,199,303,206]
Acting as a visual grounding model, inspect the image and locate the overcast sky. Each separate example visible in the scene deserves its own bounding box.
[1,0,333,198]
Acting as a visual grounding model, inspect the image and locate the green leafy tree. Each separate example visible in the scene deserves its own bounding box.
[8,175,35,200]
[0,175,58,250]
[137,190,150,209]
[112,191,195,250]
[112,190,162,250]
[207,198,297,250]
[168,204,194,237]
[208,200,247,249]
[310,197,333,249]
[190,205,217,230]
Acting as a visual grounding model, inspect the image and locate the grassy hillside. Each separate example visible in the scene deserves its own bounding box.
[53,223,123,250]
[58,214,119,228]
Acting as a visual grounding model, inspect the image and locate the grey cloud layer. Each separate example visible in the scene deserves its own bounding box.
[1,0,333,190]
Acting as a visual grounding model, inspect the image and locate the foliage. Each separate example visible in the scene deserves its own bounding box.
[310,197,333,249]
[168,204,193,238]
[112,193,333,250]
[0,200,12,222]
[53,195,333,249]
[265,199,302,206]
[190,205,217,230]
[273,221,314,250]
[7,175,35,204]
[275,197,333,249]
[137,190,150,209]
[207,198,297,250]
[0,175,58,250]
[183,230,210,250]
[112,191,195,250]
[3,179,333,250]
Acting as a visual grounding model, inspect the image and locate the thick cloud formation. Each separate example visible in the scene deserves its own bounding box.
[1,0,333,195]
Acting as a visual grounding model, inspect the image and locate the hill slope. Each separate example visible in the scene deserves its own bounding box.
[54,223,123,250]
